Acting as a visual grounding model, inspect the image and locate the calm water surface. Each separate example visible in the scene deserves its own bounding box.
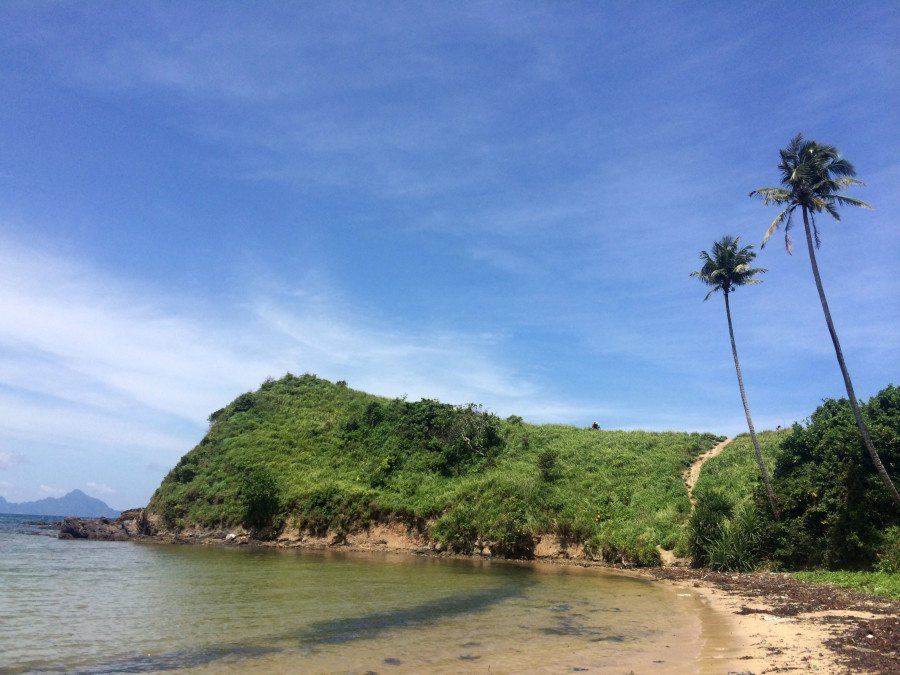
[0,515,733,674]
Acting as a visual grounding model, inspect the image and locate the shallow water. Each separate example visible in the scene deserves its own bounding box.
[0,516,735,674]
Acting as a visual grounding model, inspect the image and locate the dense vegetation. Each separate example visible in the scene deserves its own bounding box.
[148,373,721,564]
[690,385,900,572]
[147,372,899,572]
[767,384,900,570]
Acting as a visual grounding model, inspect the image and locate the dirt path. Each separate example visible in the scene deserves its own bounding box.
[657,437,734,567]
[685,436,733,504]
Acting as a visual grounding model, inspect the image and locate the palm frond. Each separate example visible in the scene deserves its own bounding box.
[810,211,822,249]
[754,134,871,252]
[749,187,791,205]
[761,206,792,247]
[692,236,764,300]
[827,156,857,178]
[833,195,874,210]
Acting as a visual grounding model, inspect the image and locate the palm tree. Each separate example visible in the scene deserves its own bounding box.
[750,133,900,509]
[691,236,779,520]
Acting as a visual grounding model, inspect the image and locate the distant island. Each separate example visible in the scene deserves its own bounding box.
[0,489,120,518]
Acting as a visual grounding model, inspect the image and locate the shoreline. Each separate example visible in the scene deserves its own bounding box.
[60,515,900,673]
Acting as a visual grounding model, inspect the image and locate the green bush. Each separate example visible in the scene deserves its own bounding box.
[875,526,900,574]
[688,490,732,568]
[432,501,478,552]
[765,384,900,569]
[536,447,560,482]
[704,502,765,572]
[239,467,283,535]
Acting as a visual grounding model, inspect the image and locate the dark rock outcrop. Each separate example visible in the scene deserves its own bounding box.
[58,509,148,541]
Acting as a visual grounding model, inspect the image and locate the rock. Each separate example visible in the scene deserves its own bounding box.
[58,516,130,541]
[225,533,237,541]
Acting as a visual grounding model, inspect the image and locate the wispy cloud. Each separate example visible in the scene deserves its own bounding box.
[87,481,115,497]
[39,485,66,499]
[0,450,27,470]
[0,235,546,446]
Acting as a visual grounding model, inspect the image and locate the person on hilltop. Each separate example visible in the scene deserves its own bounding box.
[591,421,600,430]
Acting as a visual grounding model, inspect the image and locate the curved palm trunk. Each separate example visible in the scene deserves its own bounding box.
[801,208,900,509]
[724,291,779,520]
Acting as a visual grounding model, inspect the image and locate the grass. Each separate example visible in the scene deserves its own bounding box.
[690,430,787,507]
[791,570,900,601]
[148,373,723,565]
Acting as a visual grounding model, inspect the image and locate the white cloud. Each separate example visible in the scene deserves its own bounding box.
[87,482,116,497]
[0,236,546,464]
[0,450,27,470]
[39,485,66,499]
[0,481,27,503]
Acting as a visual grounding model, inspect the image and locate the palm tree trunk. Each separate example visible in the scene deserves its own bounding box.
[801,207,900,509]
[724,291,779,520]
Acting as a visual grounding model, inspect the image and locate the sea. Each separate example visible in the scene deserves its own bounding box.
[0,514,737,674]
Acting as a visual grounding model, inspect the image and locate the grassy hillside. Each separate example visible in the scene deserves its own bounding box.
[691,431,786,506]
[147,373,723,565]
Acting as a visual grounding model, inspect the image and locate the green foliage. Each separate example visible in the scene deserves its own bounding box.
[791,570,900,601]
[536,447,560,482]
[705,502,766,572]
[239,466,283,534]
[751,133,873,252]
[686,431,783,570]
[147,374,723,565]
[293,484,375,536]
[688,490,732,568]
[765,385,900,569]
[688,492,766,572]
[690,234,766,301]
[875,526,900,574]
[691,431,785,507]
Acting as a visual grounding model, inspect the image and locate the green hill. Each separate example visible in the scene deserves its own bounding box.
[147,373,723,565]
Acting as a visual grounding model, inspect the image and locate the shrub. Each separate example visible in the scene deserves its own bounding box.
[536,447,560,482]
[233,392,255,412]
[765,385,900,569]
[688,490,733,567]
[704,502,765,572]
[432,501,478,553]
[875,526,900,574]
[239,467,283,534]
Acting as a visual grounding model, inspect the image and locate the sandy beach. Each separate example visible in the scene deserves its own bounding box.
[641,567,900,674]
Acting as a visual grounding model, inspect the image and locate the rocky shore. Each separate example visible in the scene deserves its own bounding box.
[57,509,147,541]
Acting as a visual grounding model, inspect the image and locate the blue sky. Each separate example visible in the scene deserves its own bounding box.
[1,1,897,510]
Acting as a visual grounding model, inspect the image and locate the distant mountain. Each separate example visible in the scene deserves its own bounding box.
[0,490,120,518]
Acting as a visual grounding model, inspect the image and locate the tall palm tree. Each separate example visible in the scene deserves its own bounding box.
[750,133,900,509]
[691,236,779,520]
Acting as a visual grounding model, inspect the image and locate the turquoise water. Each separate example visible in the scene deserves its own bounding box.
[0,515,730,674]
